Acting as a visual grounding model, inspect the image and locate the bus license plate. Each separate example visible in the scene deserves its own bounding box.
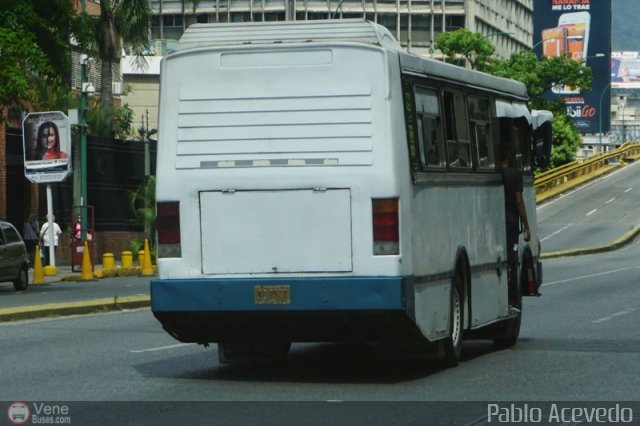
[254,285,291,304]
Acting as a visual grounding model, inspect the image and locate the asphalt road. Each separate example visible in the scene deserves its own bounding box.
[2,165,640,424]
[537,160,640,253]
[3,238,640,424]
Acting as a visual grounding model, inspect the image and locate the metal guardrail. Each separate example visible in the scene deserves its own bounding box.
[534,143,640,196]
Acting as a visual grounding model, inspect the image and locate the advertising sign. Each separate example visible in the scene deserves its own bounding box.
[533,0,612,134]
[611,51,640,89]
[22,111,72,183]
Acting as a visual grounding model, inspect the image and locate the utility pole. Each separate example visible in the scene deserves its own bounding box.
[80,0,88,240]
[138,110,157,240]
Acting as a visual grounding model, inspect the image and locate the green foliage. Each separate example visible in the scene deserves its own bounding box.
[436,30,597,171]
[487,51,592,111]
[91,0,152,109]
[433,29,496,71]
[0,1,81,118]
[128,175,156,247]
[486,52,593,168]
[549,112,581,168]
[87,101,134,139]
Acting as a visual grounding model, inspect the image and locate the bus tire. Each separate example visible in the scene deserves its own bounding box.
[442,270,464,367]
[493,265,523,348]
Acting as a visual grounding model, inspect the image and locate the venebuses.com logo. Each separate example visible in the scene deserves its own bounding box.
[6,402,72,424]
[7,402,30,425]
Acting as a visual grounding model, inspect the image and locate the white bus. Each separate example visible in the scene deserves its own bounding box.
[151,20,552,365]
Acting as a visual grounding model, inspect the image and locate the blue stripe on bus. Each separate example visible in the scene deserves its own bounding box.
[151,276,407,312]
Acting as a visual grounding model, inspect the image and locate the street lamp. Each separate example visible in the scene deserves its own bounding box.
[331,0,346,19]
[620,96,627,145]
[599,81,612,147]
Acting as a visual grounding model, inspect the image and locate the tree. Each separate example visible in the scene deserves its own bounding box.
[487,51,592,111]
[433,29,496,72]
[92,0,152,111]
[549,112,582,167]
[0,1,79,120]
[488,51,593,167]
[435,29,595,169]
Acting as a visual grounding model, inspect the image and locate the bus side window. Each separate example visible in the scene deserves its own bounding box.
[414,87,444,168]
[444,91,471,169]
[468,96,494,169]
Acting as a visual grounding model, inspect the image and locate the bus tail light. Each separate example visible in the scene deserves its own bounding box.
[157,201,181,257]
[372,198,399,255]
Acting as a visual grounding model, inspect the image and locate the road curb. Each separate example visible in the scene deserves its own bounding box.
[0,295,150,322]
[541,224,640,260]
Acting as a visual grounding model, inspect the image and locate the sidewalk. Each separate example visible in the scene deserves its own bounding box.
[0,263,152,322]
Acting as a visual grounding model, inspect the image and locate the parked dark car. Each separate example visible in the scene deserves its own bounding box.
[0,221,29,291]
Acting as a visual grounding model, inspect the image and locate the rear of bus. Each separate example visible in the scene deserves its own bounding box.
[151,22,422,352]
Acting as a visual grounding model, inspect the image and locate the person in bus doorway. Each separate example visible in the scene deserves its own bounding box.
[39,215,63,266]
[501,142,530,309]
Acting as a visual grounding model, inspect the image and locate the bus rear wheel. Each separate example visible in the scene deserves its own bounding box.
[494,265,523,348]
[442,272,463,367]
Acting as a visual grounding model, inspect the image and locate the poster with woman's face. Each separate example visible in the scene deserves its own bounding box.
[22,111,72,184]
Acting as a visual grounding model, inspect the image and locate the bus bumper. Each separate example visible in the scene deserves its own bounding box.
[151,277,419,343]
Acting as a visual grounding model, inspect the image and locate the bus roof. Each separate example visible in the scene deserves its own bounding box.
[174,19,528,101]
[176,19,403,52]
[399,53,529,101]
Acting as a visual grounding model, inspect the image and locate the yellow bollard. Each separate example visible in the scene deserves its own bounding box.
[138,250,145,267]
[33,244,45,284]
[121,251,133,268]
[141,239,154,276]
[103,253,115,270]
[80,241,93,280]
[43,265,57,276]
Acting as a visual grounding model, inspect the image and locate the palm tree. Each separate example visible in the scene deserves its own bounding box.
[93,0,152,110]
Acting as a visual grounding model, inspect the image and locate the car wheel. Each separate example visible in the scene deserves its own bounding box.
[13,267,28,291]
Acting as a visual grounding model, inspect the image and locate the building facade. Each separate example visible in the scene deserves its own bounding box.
[149,0,533,58]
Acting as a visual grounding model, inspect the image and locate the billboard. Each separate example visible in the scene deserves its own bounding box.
[611,51,640,89]
[22,111,72,184]
[533,0,612,134]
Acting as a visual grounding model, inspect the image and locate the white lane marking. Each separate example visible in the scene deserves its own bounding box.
[540,224,573,242]
[130,343,195,353]
[542,268,633,287]
[592,308,637,324]
[624,187,633,193]
[586,209,598,216]
[537,161,640,211]
[605,197,616,204]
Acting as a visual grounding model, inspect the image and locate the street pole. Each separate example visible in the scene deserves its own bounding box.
[599,82,612,149]
[80,0,88,240]
[139,110,151,239]
[622,104,627,145]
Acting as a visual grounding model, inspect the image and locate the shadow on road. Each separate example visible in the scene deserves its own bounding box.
[134,340,499,384]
